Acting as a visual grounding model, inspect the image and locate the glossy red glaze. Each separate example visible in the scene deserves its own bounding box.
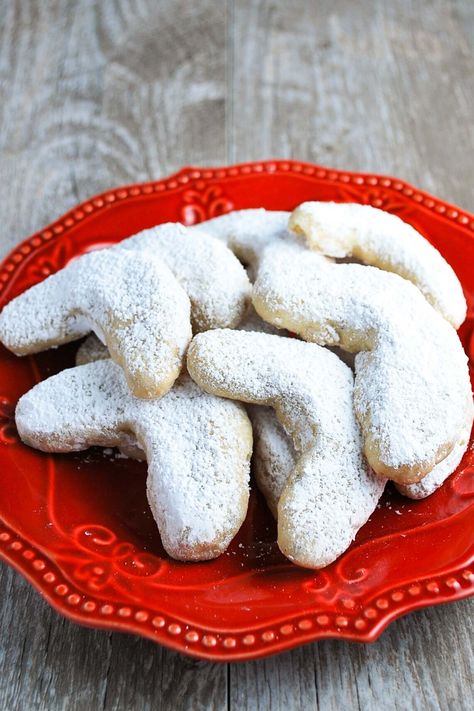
[0,161,473,662]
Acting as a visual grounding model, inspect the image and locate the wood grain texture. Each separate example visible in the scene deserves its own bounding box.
[229,0,474,209]
[0,0,473,709]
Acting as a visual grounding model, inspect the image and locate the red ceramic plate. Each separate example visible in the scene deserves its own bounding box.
[0,161,473,662]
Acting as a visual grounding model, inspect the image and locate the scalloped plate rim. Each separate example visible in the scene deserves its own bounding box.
[0,159,473,662]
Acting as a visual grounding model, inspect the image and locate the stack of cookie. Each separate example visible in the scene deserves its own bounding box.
[1,203,472,569]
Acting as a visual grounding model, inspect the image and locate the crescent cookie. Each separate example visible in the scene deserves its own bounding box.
[252,241,474,484]
[187,329,386,569]
[0,249,191,399]
[0,223,250,398]
[289,201,466,328]
[238,310,352,517]
[16,359,252,561]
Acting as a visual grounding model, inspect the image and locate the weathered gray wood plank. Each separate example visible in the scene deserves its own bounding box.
[0,0,473,709]
[230,599,474,711]
[0,567,228,711]
[229,0,474,210]
[0,0,227,257]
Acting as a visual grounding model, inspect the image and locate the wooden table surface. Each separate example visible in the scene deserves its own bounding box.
[1,1,473,709]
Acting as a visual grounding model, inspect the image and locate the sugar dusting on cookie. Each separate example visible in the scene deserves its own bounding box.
[396,422,472,499]
[192,209,295,267]
[121,222,251,330]
[289,201,467,328]
[253,241,474,482]
[16,360,252,561]
[0,248,192,399]
[248,405,295,517]
[187,329,386,569]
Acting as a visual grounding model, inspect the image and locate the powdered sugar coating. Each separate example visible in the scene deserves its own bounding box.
[192,209,294,268]
[187,329,385,569]
[121,222,250,331]
[0,249,191,399]
[75,335,154,460]
[289,201,466,328]
[248,405,295,517]
[396,422,472,499]
[16,360,252,561]
[253,241,473,483]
